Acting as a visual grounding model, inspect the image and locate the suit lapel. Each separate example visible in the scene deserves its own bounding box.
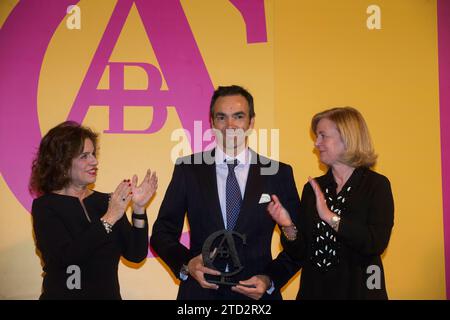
[195,149,225,230]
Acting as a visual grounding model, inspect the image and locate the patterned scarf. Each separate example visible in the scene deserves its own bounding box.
[310,175,354,272]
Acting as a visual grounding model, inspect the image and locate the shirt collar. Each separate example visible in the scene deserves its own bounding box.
[215,146,251,166]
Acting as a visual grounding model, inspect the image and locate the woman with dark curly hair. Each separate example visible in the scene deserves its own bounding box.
[30,121,158,299]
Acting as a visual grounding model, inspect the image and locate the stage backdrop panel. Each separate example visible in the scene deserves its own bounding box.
[0,0,447,299]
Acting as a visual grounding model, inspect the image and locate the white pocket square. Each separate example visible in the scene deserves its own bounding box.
[258,193,271,204]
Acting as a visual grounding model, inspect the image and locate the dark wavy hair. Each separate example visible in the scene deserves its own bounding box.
[29,121,98,196]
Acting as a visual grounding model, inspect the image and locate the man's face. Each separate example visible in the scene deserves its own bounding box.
[211,94,255,154]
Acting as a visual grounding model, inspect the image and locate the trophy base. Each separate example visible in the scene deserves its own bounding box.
[205,278,256,288]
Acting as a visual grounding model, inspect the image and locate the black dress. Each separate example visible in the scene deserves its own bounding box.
[32,191,149,299]
[274,167,394,299]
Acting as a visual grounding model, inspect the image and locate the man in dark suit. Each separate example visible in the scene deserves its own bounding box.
[150,85,300,300]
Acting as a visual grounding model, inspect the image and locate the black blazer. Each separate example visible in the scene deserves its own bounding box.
[32,191,148,299]
[150,149,301,300]
[270,167,394,299]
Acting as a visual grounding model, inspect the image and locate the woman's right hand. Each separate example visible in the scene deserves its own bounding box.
[102,180,133,225]
[267,194,293,227]
[308,177,334,223]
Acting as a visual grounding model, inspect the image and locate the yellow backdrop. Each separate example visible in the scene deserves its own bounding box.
[0,0,446,299]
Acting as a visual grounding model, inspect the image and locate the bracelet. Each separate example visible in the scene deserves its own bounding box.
[132,212,147,228]
[100,218,113,234]
[132,212,147,220]
[281,224,298,241]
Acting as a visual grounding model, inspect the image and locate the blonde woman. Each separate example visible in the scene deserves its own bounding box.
[267,107,394,299]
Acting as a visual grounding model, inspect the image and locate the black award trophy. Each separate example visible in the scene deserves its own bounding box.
[202,229,254,287]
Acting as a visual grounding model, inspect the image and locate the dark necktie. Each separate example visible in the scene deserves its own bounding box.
[226,160,242,230]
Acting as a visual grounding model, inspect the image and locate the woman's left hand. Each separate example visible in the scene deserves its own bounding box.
[131,169,158,213]
[308,176,333,222]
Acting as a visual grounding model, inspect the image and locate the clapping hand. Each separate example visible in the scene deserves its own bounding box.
[102,179,133,225]
[131,169,158,214]
[308,177,332,222]
[266,194,292,227]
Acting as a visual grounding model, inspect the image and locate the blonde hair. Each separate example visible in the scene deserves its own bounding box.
[311,107,377,168]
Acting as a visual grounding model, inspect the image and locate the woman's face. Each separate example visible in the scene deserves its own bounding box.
[68,138,98,188]
[314,118,346,167]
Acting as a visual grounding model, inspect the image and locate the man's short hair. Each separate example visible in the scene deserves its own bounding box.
[209,85,255,119]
